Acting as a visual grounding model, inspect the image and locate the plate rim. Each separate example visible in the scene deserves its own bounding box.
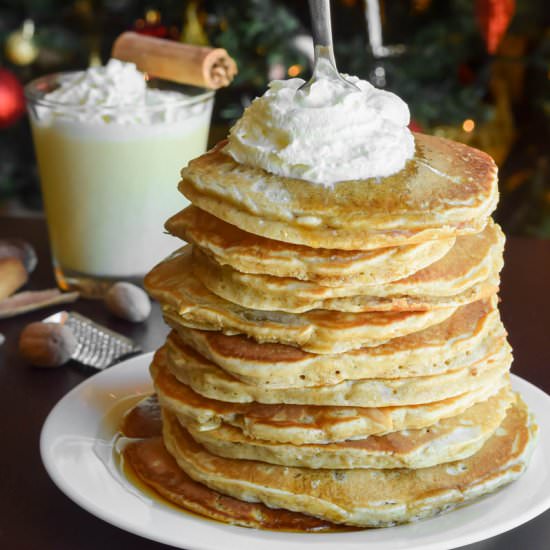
[40,353,550,550]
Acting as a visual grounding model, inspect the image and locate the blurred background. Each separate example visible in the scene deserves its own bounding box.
[0,0,548,237]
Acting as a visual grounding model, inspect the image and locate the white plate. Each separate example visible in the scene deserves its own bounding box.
[41,353,550,550]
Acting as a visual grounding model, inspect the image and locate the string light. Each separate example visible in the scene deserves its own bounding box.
[145,9,161,25]
[287,64,302,77]
[462,119,475,132]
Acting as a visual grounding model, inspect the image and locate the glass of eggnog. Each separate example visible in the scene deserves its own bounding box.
[25,60,214,297]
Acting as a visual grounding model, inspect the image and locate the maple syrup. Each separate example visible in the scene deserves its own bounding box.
[112,394,359,533]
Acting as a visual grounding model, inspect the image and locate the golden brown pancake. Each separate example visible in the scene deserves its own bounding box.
[151,348,509,444]
[191,221,503,312]
[145,248,459,354]
[180,385,514,469]
[166,205,456,285]
[124,437,342,531]
[122,396,346,530]
[164,331,512,407]
[179,134,498,249]
[173,299,502,387]
[162,399,536,527]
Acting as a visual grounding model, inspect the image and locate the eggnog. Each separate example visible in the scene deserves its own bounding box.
[26,60,213,295]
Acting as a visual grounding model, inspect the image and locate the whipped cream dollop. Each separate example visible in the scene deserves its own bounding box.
[226,60,415,185]
[41,59,193,125]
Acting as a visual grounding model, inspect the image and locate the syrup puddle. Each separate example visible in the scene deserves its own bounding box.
[90,393,360,532]
[92,393,155,505]
[91,393,225,520]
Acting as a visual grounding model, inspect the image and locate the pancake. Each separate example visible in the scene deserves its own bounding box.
[181,385,514,470]
[173,299,502,387]
[191,221,504,312]
[121,395,343,531]
[162,398,536,527]
[152,349,509,444]
[166,206,456,286]
[124,437,341,531]
[145,248,458,354]
[179,134,498,249]
[164,332,512,407]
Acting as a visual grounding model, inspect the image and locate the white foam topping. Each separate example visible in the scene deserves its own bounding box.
[226,58,415,185]
[39,59,202,126]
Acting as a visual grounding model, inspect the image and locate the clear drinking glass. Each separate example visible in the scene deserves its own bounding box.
[25,72,214,297]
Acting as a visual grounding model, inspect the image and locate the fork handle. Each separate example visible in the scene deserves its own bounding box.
[308,0,336,66]
[308,0,333,47]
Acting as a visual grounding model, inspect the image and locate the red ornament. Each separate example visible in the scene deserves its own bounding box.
[134,24,168,38]
[409,119,423,133]
[0,68,26,128]
[133,10,168,39]
[475,0,515,54]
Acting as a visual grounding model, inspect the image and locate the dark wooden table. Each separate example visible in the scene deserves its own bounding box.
[0,217,549,550]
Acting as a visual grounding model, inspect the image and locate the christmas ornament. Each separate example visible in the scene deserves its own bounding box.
[181,0,209,46]
[134,9,168,39]
[475,0,515,54]
[5,19,39,66]
[0,68,26,128]
[409,119,423,133]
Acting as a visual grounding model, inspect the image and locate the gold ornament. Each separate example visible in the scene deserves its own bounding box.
[181,1,208,46]
[5,19,38,66]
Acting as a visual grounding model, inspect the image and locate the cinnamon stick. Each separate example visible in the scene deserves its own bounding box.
[0,289,79,319]
[112,32,237,90]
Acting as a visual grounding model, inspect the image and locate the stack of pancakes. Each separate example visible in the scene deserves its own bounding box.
[141,133,537,529]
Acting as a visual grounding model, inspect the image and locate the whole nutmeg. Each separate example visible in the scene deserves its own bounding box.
[19,322,78,367]
[105,282,151,323]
